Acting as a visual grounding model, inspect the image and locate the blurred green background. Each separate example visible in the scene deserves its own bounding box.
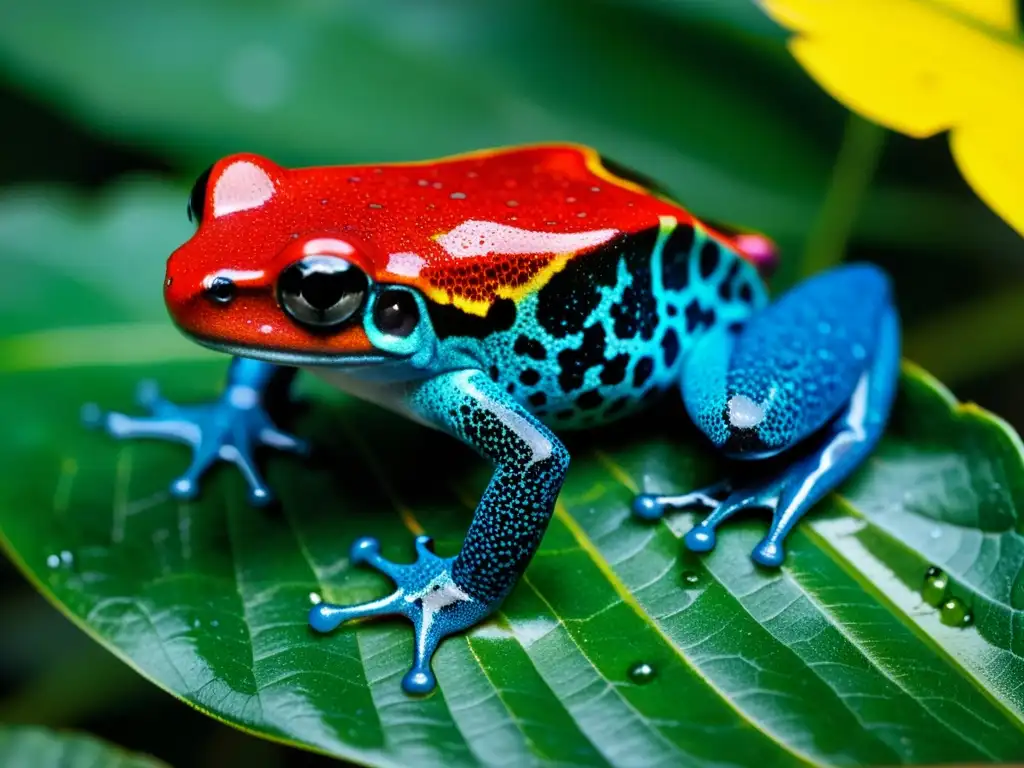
[1,1,1022,765]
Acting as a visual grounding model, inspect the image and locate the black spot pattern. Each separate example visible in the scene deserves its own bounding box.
[600,353,629,385]
[536,228,657,339]
[577,389,604,410]
[519,369,540,386]
[633,357,654,387]
[514,335,546,360]
[557,324,606,392]
[718,261,740,301]
[610,280,658,341]
[685,300,717,333]
[661,223,695,291]
[528,392,546,407]
[699,240,720,279]
[429,297,516,340]
[661,329,680,367]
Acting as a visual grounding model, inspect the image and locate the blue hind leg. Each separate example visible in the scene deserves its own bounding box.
[633,264,901,566]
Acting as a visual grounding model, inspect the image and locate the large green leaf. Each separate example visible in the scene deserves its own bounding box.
[2,183,1024,767]
[0,725,167,768]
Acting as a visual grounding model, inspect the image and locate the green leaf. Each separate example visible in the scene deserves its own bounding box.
[2,185,1024,768]
[0,725,168,768]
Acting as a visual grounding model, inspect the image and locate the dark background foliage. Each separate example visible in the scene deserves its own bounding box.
[1,2,1022,766]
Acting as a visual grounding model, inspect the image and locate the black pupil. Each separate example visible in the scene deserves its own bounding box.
[281,265,365,311]
[374,290,419,337]
[302,270,349,310]
[187,164,214,223]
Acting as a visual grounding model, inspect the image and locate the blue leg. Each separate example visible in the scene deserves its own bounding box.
[84,358,306,505]
[310,369,569,694]
[633,264,901,566]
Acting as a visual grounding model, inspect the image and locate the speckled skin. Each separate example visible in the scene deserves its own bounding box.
[90,145,900,694]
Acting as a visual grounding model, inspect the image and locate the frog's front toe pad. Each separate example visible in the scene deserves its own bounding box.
[633,480,791,567]
[84,380,307,505]
[309,535,490,695]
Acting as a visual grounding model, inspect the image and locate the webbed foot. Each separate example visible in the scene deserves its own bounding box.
[633,478,789,566]
[309,535,490,694]
[84,377,307,505]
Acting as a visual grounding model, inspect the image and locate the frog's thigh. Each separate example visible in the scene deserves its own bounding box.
[678,264,901,565]
[683,264,896,457]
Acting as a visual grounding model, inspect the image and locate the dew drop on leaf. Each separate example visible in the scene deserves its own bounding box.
[922,566,949,607]
[682,571,700,587]
[628,662,656,685]
[309,592,322,605]
[940,597,973,628]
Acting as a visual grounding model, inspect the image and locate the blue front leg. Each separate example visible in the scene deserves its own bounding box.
[84,357,306,504]
[310,369,570,694]
[634,264,900,566]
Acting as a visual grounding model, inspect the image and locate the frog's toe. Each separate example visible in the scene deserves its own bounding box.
[309,535,491,695]
[101,409,202,447]
[631,481,731,522]
[751,538,785,568]
[258,425,309,455]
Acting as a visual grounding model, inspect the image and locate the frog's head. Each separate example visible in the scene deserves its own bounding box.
[164,154,436,369]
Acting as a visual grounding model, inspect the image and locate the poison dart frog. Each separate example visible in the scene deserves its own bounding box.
[89,145,900,694]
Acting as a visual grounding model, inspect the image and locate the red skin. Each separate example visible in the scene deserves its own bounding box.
[165,144,776,358]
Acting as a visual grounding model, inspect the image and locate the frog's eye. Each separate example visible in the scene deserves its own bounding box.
[187,164,214,224]
[278,255,369,330]
[372,289,420,338]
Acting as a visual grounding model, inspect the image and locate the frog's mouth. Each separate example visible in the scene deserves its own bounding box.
[188,334,401,368]
[169,300,405,368]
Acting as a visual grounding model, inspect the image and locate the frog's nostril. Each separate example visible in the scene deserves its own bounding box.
[204,276,237,305]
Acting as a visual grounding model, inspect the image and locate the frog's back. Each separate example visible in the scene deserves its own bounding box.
[274,143,771,428]
[432,219,767,429]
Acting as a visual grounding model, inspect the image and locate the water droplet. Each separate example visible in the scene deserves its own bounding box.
[193,618,201,629]
[46,551,74,569]
[922,566,948,607]
[320,198,328,205]
[590,186,601,192]
[566,196,577,203]
[939,596,973,628]
[211,619,219,628]
[576,211,587,218]
[506,200,519,207]
[368,203,383,210]
[417,179,429,187]
[348,176,361,183]
[432,182,443,190]
[682,571,700,587]
[450,192,466,200]
[628,662,656,684]
[929,528,943,539]
[309,592,322,604]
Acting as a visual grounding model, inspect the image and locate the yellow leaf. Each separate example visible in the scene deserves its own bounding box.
[760,0,1024,237]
